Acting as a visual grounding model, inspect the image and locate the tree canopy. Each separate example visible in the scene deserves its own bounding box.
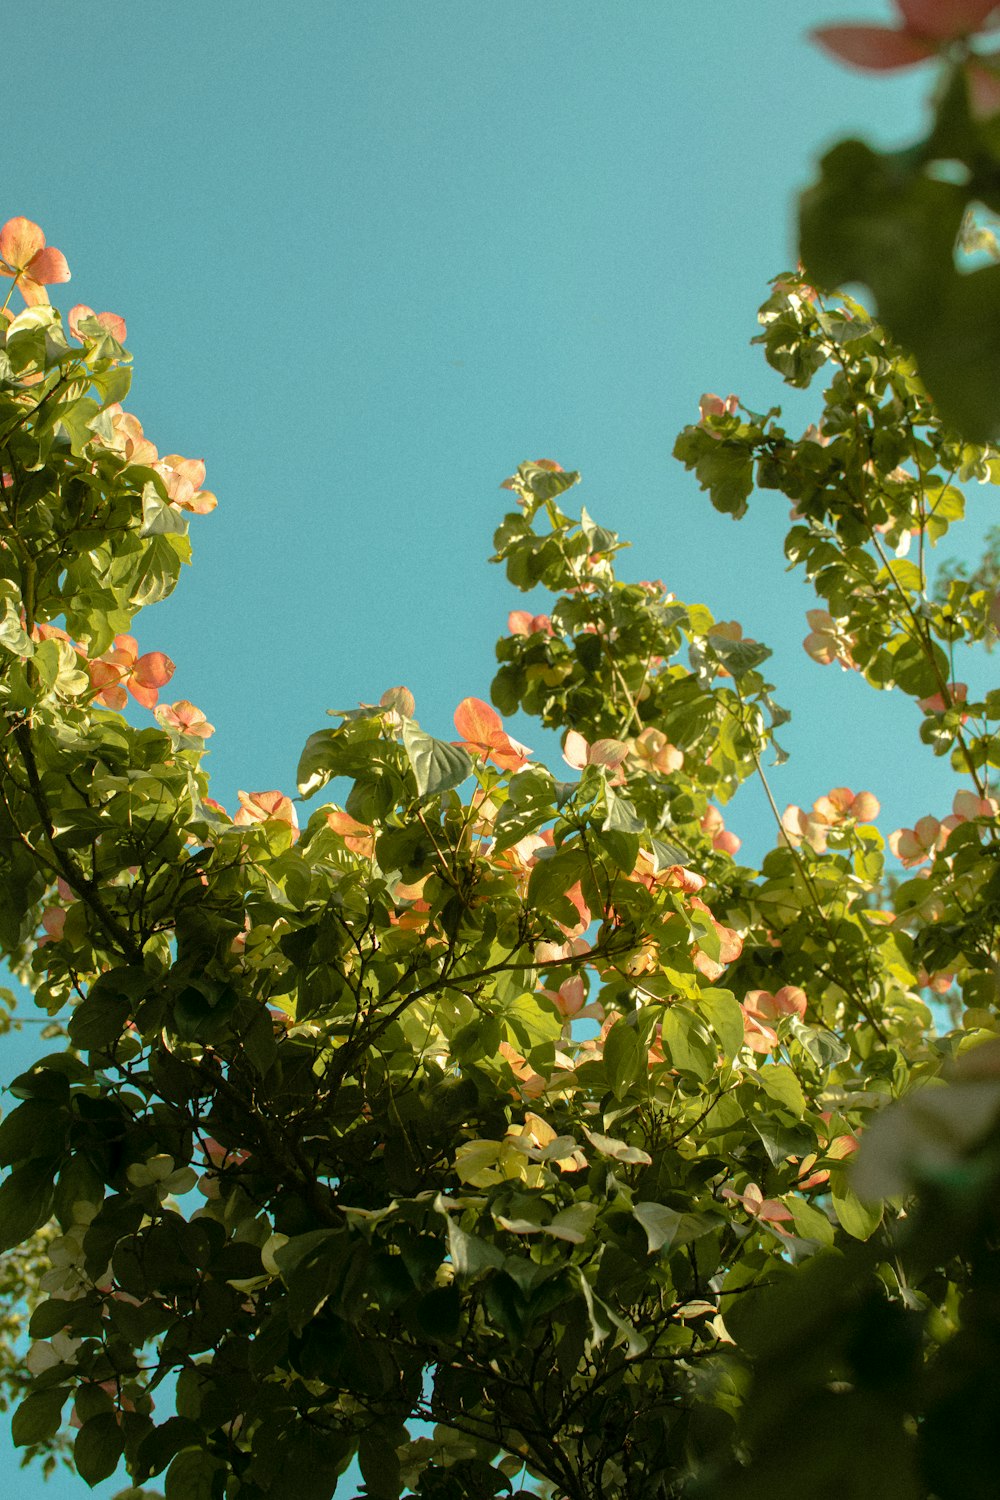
[2,5,1000,1498]
[0,207,996,1500]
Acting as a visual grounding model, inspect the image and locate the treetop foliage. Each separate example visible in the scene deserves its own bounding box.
[1,75,1000,1499]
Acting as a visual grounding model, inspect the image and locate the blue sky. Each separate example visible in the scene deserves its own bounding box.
[0,1,986,1494]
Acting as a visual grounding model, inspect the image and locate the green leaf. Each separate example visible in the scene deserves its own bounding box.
[0,1099,67,1167]
[359,1431,403,1500]
[660,1005,715,1081]
[632,1202,683,1254]
[672,428,754,518]
[786,1197,836,1248]
[75,1413,125,1487]
[0,1157,57,1252]
[544,1202,599,1243]
[603,1018,642,1099]
[699,988,745,1063]
[68,992,131,1053]
[576,1273,647,1357]
[753,1117,816,1168]
[831,1176,883,1242]
[414,1285,461,1338]
[754,1064,806,1118]
[165,1448,224,1500]
[581,1127,652,1165]
[707,635,772,679]
[799,132,1000,440]
[12,1388,66,1447]
[526,846,587,925]
[454,1139,503,1187]
[402,720,473,798]
[139,483,188,537]
[602,785,644,833]
[789,1017,850,1070]
[446,1220,504,1279]
[492,769,556,854]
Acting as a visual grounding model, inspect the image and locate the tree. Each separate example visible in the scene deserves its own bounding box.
[0,196,998,1500]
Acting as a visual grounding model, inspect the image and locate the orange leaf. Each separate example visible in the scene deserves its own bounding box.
[454,696,503,746]
[132,651,175,690]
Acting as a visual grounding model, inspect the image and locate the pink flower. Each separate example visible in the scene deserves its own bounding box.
[498,1039,547,1099]
[99,406,159,466]
[918,966,956,994]
[326,808,376,858]
[781,804,830,853]
[154,454,217,515]
[662,864,707,895]
[37,906,67,947]
[951,788,999,821]
[540,974,587,1019]
[0,218,70,306]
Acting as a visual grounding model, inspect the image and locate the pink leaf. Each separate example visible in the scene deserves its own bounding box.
[187,488,218,514]
[811,23,937,69]
[967,54,1000,117]
[380,685,415,718]
[161,455,207,491]
[0,217,45,271]
[589,738,629,770]
[898,0,1000,40]
[26,246,70,286]
[850,790,881,822]
[562,730,589,770]
[156,700,214,738]
[773,985,808,1019]
[235,790,299,837]
[69,304,127,343]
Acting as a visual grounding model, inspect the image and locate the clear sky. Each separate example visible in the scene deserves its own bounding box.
[0,1,984,1494]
